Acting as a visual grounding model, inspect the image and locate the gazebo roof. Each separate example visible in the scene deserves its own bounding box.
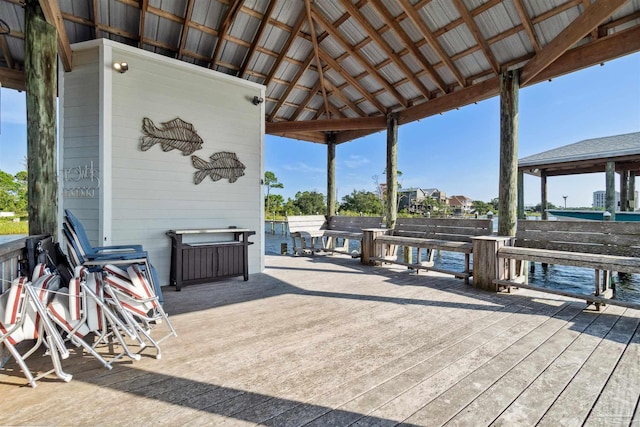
[519,131,640,176]
[1,0,639,144]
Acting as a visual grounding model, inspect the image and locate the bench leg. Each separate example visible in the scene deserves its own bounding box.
[464,253,470,285]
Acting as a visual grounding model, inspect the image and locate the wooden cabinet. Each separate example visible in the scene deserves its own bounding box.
[167,228,255,291]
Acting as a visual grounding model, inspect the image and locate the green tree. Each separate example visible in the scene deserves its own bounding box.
[265,194,284,217]
[472,200,492,215]
[293,191,325,215]
[0,170,19,212]
[264,171,284,214]
[339,190,383,214]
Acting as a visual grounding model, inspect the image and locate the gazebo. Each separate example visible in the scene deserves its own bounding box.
[519,131,640,220]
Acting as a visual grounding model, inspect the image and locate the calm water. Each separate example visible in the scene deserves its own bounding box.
[264,223,640,304]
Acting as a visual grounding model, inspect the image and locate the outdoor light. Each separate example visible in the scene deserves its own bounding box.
[113,61,129,73]
[252,96,264,105]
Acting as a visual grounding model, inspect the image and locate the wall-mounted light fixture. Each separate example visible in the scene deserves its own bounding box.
[252,96,264,105]
[113,61,129,73]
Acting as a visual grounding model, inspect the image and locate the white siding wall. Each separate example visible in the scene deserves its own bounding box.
[62,39,265,287]
[59,48,101,243]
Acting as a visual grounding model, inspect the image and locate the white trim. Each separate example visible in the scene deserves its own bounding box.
[259,85,266,271]
[57,58,65,244]
[71,38,264,92]
[99,44,113,245]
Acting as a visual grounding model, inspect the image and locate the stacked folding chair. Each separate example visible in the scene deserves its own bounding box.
[0,272,72,388]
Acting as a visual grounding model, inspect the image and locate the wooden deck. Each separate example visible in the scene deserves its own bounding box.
[1,254,639,426]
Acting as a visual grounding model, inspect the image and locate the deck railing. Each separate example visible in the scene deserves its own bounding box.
[0,236,28,293]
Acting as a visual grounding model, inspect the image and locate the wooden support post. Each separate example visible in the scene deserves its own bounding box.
[630,171,636,211]
[498,70,519,236]
[25,0,58,237]
[605,161,616,221]
[327,133,336,218]
[386,112,399,229]
[620,170,629,212]
[472,236,513,291]
[517,169,525,219]
[540,170,548,220]
[361,228,387,265]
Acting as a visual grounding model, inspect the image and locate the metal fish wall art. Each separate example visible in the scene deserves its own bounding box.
[192,152,246,184]
[140,117,204,155]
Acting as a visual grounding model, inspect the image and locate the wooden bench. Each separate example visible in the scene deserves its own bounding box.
[287,215,327,255]
[493,220,640,310]
[323,216,384,257]
[371,217,493,284]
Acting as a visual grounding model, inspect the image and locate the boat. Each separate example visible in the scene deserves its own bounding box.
[546,209,640,221]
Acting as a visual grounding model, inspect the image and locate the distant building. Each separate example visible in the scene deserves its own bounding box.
[593,190,639,210]
[448,195,474,214]
[397,188,448,213]
[423,188,447,203]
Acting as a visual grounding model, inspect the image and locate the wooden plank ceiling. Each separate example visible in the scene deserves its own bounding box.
[0,0,639,144]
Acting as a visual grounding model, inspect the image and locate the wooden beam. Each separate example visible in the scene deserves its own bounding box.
[311,4,408,109]
[520,0,628,85]
[209,0,243,69]
[269,130,327,144]
[398,0,466,88]
[339,0,431,99]
[266,116,387,134]
[305,0,332,119]
[290,79,323,121]
[386,113,399,229]
[239,0,277,77]
[450,0,500,74]
[268,54,314,122]
[138,0,148,48]
[322,78,368,117]
[327,133,336,217]
[0,67,26,91]
[512,0,541,52]
[39,0,73,71]
[177,0,195,60]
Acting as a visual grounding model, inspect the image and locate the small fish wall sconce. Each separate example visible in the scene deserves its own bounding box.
[140,117,203,155]
[192,152,246,184]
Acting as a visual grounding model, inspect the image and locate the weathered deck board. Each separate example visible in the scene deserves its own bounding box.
[1,254,639,426]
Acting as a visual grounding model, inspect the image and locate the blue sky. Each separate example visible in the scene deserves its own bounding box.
[1,52,639,207]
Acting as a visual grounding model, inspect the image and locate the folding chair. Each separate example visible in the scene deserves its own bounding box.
[102,264,176,359]
[63,210,164,304]
[0,276,72,388]
[48,269,142,369]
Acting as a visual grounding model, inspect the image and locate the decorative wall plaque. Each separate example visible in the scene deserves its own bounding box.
[140,117,204,155]
[191,152,246,184]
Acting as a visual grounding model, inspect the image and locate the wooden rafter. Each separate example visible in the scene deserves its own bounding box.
[138,0,148,48]
[369,0,447,93]
[209,0,244,70]
[339,0,431,99]
[0,35,15,69]
[177,0,195,60]
[520,0,628,85]
[512,0,541,52]
[318,49,387,113]
[39,0,73,71]
[93,0,100,38]
[239,0,278,78]
[263,10,307,87]
[305,0,332,120]
[311,4,408,109]
[450,0,500,74]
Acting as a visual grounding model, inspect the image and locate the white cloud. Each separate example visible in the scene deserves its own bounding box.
[343,155,370,169]
[282,162,324,174]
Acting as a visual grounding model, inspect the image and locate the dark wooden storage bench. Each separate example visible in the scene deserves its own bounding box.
[167,228,255,290]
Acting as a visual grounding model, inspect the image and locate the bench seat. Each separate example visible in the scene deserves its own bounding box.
[498,246,640,274]
[375,235,473,253]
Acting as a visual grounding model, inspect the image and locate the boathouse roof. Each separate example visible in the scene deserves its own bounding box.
[519,131,640,176]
